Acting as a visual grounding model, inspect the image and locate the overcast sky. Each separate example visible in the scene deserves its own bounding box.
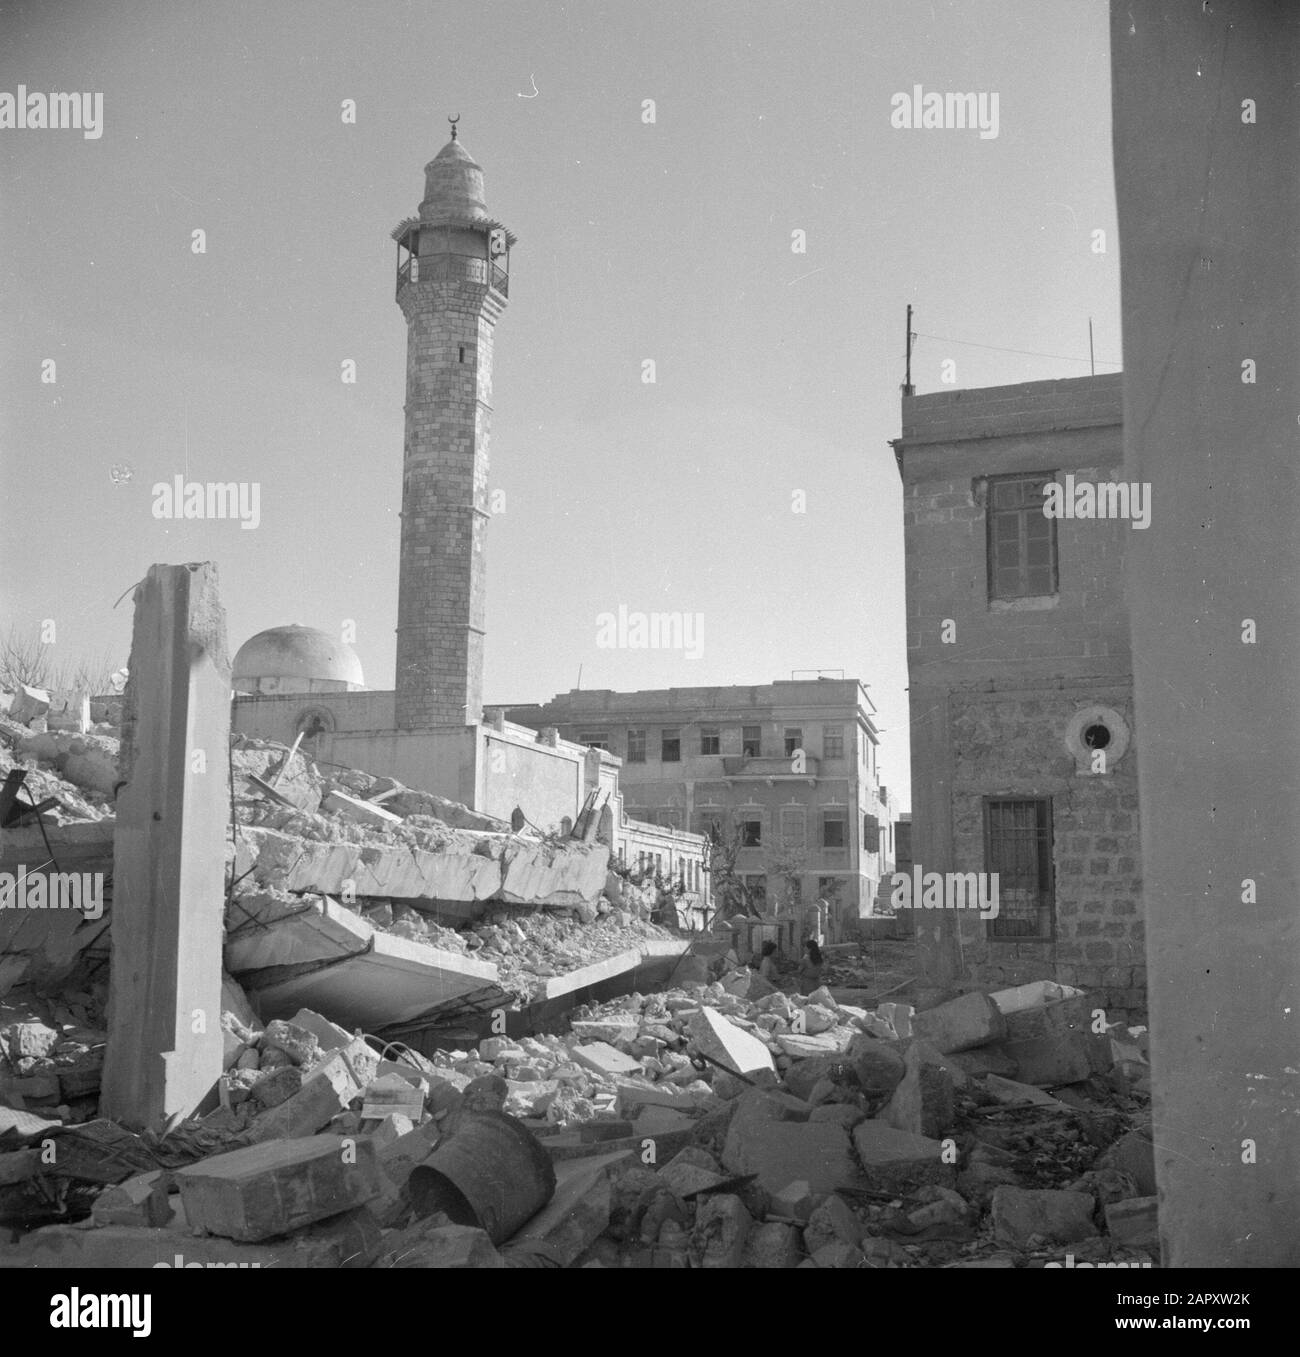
[0,0,1121,810]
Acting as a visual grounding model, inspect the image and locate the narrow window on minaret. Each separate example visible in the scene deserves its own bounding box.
[459,345,465,363]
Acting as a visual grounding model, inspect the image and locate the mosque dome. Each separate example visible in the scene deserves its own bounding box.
[232,625,365,694]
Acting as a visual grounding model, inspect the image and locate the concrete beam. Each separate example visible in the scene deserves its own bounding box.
[1112,0,1300,1266]
[100,564,230,1131]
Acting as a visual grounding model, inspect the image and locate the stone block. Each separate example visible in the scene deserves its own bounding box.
[249,1065,304,1110]
[694,1193,753,1268]
[991,1186,1098,1248]
[728,1119,860,1195]
[775,1032,845,1059]
[742,1220,801,1268]
[881,1041,955,1138]
[984,1074,1069,1107]
[877,1002,913,1039]
[999,1033,1098,1086]
[911,991,1006,1053]
[260,1019,321,1068]
[782,1055,854,1103]
[245,1063,356,1142]
[1097,1130,1157,1196]
[804,1193,864,1253]
[689,1007,776,1076]
[852,1121,956,1194]
[90,1171,175,1228]
[175,1135,381,1242]
[504,1150,629,1267]
[1104,1195,1159,1252]
[377,1220,505,1269]
[360,1073,426,1121]
[9,684,50,724]
[846,1035,907,1096]
[571,1042,643,1079]
[770,1179,817,1222]
[808,1104,865,1130]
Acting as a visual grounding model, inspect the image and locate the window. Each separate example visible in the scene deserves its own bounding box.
[863,812,881,853]
[699,726,720,755]
[822,808,847,850]
[779,806,807,851]
[784,727,803,757]
[656,808,683,831]
[987,473,1058,600]
[579,732,608,751]
[693,807,722,838]
[985,797,1054,940]
[822,725,844,760]
[740,816,763,848]
[661,729,681,762]
[742,725,762,757]
[626,729,646,763]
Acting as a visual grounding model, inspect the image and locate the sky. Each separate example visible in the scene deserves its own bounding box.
[0,0,1122,811]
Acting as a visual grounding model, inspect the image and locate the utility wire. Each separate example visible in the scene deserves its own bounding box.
[914,331,1121,367]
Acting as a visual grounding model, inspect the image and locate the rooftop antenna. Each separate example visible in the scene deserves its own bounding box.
[902,303,916,396]
[1088,317,1095,376]
[448,114,460,141]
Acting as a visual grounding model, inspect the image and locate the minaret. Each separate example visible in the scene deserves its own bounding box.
[392,120,514,728]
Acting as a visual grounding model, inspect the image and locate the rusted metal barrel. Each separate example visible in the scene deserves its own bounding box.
[408,1111,556,1244]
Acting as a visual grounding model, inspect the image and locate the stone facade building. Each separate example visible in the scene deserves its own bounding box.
[893,373,1145,1020]
[505,679,894,940]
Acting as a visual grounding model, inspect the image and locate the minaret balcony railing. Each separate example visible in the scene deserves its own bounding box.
[397,253,509,298]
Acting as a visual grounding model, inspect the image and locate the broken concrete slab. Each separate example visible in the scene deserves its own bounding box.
[990,1185,1098,1248]
[689,1007,776,1077]
[852,1121,956,1194]
[911,991,1006,1054]
[725,1115,859,1195]
[323,789,404,829]
[542,939,690,1002]
[228,893,500,1029]
[174,1135,381,1242]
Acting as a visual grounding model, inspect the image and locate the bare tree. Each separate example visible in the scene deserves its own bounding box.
[0,624,120,695]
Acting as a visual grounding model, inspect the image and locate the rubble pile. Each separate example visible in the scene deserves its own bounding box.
[0,710,117,824]
[0,971,1156,1268]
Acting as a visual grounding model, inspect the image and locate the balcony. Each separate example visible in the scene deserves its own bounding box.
[396,254,509,299]
[721,754,820,782]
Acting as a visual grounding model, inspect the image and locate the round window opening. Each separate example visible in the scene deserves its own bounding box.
[1082,723,1112,751]
[1064,704,1130,771]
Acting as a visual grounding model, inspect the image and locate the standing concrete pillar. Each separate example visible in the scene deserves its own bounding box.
[1112,1,1300,1266]
[101,563,230,1131]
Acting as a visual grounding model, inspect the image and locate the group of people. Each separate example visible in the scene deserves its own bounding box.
[756,938,824,995]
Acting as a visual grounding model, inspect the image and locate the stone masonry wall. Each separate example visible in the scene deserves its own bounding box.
[394,265,501,729]
[946,683,1145,1023]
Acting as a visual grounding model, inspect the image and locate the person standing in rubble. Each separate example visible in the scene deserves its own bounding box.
[757,939,780,983]
[797,939,824,995]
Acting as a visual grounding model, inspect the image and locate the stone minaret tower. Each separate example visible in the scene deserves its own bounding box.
[392,123,514,728]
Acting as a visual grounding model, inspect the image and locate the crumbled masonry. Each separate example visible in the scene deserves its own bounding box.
[1,693,1156,1267]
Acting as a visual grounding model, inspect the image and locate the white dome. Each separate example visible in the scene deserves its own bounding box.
[233,625,364,692]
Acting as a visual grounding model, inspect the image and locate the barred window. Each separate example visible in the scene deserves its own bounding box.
[626,729,646,763]
[984,797,1054,940]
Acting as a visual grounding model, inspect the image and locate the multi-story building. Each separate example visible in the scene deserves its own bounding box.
[892,373,1146,1020]
[505,679,893,941]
